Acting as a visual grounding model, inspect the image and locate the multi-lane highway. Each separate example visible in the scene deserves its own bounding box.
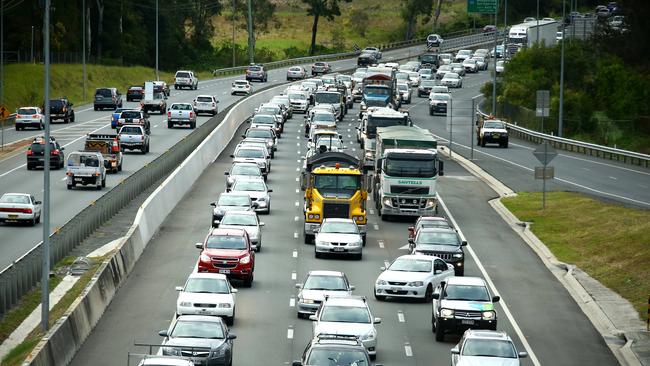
[70,63,619,365]
[0,43,429,271]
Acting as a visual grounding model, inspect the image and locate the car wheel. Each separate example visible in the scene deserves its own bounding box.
[362,234,366,247]
[355,253,362,260]
[503,141,509,148]
[435,320,445,341]
[481,139,486,147]
[168,121,173,128]
[67,184,72,190]
[101,177,106,188]
[243,275,253,288]
[374,291,386,301]
[429,107,433,116]
[369,354,376,361]
[190,122,196,129]
[15,125,21,131]
[27,164,33,170]
[29,217,37,226]
[36,214,41,224]
[455,267,464,276]
[226,311,235,326]
[315,249,322,259]
[424,284,433,302]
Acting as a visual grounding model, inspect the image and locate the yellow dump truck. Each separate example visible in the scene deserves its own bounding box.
[301,151,369,244]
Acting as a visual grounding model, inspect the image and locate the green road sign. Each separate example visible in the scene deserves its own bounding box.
[468,0,497,14]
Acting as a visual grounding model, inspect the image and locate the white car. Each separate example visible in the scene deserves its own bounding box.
[441,72,463,88]
[175,273,237,325]
[472,56,487,71]
[431,85,449,94]
[374,254,454,301]
[406,71,421,86]
[15,107,44,130]
[455,49,473,62]
[315,218,364,260]
[193,95,219,115]
[295,270,354,318]
[231,79,252,95]
[439,53,453,65]
[451,330,528,366]
[418,68,434,80]
[462,59,478,73]
[310,296,381,359]
[227,177,272,214]
[137,357,193,366]
[397,83,411,104]
[230,145,270,176]
[287,66,307,81]
[496,60,505,75]
[224,162,263,189]
[288,91,310,113]
[0,193,42,225]
[478,119,509,148]
[216,210,265,251]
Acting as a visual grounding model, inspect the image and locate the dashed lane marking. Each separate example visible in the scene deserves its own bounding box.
[295,201,299,207]
[373,224,379,230]
[287,328,294,339]
[404,343,413,357]
[397,310,405,323]
[294,216,299,221]
[292,250,298,258]
[291,271,297,280]
[290,298,295,307]
[294,232,299,239]
[377,240,384,249]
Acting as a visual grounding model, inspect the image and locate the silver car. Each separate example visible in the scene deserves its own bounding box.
[15,107,44,130]
[210,192,255,225]
[315,218,363,260]
[159,315,235,366]
[224,162,263,189]
[0,193,42,225]
[243,128,276,152]
[451,329,528,366]
[441,72,463,88]
[227,177,272,214]
[216,210,265,251]
[287,66,307,81]
[230,145,270,176]
[295,270,354,318]
[450,62,466,76]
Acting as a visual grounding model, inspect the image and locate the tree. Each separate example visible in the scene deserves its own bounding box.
[401,0,432,40]
[302,0,352,55]
[234,0,277,51]
[432,0,444,32]
[349,7,370,37]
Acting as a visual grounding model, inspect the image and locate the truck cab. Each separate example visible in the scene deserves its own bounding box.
[359,67,397,116]
[476,114,509,148]
[66,151,107,190]
[357,107,411,150]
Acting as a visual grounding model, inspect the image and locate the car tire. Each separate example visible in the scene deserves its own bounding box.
[243,275,253,288]
[315,250,322,259]
[118,162,122,172]
[362,234,366,247]
[226,311,235,326]
[67,184,72,190]
[374,291,386,301]
[168,121,173,129]
[435,320,445,341]
[27,164,33,170]
[15,125,21,131]
[429,107,433,116]
[304,234,313,244]
[502,141,509,148]
[36,214,41,224]
[481,139,486,147]
[101,177,106,188]
[424,284,433,303]
[355,253,362,260]
[455,267,464,276]
[29,217,37,226]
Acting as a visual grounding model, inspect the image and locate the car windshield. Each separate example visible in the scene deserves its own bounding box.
[444,284,490,301]
[170,320,224,339]
[497,61,505,67]
[320,305,370,323]
[252,115,275,124]
[438,65,452,72]
[433,94,450,101]
[176,72,191,78]
[218,195,250,206]
[444,74,460,80]
[197,97,213,102]
[484,122,506,129]
[314,93,340,104]
[120,126,142,134]
[290,67,302,72]
[205,235,247,250]
[459,50,471,56]
[153,92,164,99]
[184,278,230,294]
[337,75,351,82]
[389,258,432,272]
[236,148,264,158]
[419,69,432,75]
[416,231,458,246]
[120,111,142,119]
[30,142,55,153]
[313,113,335,122]
[421,80,436,87]
[320,221,358,234]
[221,213,257,226]
[246,130,272,139]
[171,104,192,110]
[233,180,266,192]
[397,84,408,91]
[464,60,476,64]
[248,66,261,71]
[462,339,517,358]
[306,349,368,366]
[304,275,347,291]
[314,175,360,193]
[315,62,326,66]
[0,194,30,204]
[352,72,366,79]
[17,108,38,114]
[420,55,437,62]
[418,220,450,230]
[432,87,448,93]
[260,107,279,114]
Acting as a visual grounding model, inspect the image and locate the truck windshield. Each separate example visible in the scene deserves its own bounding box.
[314,174,360,193]
[364,86,390,96]
[314,93,340,104]
[385,156,436,178]
[366,117,408,137]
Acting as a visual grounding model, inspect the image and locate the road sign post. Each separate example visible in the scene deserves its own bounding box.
[533,142,557,209]
[536,90,550,133]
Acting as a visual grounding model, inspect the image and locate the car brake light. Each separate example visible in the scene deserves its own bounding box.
[111,144,120,153]
[16,114,22,118]
[167,111,172,118]
[32,114,39,118]
[26,149,33,155]
[62,107,67,112]
[189,112,193,118]
[51,149,60,155]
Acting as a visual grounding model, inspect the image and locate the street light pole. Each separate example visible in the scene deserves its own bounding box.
[536,0,540,44]
[42,0,52,332]
[491,0,498,115]
[559,0,566,137]
[1,0,4,108]
[31,25,34,63]
[155,0,159,80]
[232,0,236,67]
[82,0,86,102]
[247,0,254,64]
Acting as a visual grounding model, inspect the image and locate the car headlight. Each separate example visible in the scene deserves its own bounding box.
[407,281,424,287]
[376,279,387,286]
[382,197,392,207]
[179,301,192,307]
[163,347,181,356]
[227,177,234,185]
[453,253,463,258]
[256,200,268,207]
[240,255,251,264]
[441,308,454,318]
[482,311,495,320]
[200,253,211,262]
[425,198,437,208]
[349,241,362,247]
[352,215,365,223]
[316,240,328,246]
[301,298,314,304]
[218,303,232,308]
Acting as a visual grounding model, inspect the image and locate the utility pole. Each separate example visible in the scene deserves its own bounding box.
[491,0,498,115]
[42,0,52,332]
[82,0,86,102]
[232,0,236,67]
[31,25,35,63]
[155,0,159,80]
[503,0,508,56]
[536,0,540,44]
[1,0,4,109]
[247,0,253,64]
[559,0,566,137]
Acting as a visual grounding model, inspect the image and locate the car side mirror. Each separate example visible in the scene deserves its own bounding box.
[432,293,440,300]
[241,134,246,138]
[380,266,386,271]
[175,286,183,291]
[435,270,442,274]
[230,154,235,158]
[195,242,203,249]
[408,226,415,233]
[224,171,230,176]
[35,201,42,205]
[267,189,273,192]
[349,285,355,290]
[518,351,528,358]
[461,240,467,246]
[438,160,444,176]
[492,295,501,303]
[374,317,382,324]
[308,315,317,321]
[227,333,237,340]
[295,283,303,289]
[158,330,168,337]
[259,222,265,226]
[60,147,65,151]
[451,347,460,355]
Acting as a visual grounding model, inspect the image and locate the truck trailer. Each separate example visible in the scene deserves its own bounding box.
[507,19,559,57]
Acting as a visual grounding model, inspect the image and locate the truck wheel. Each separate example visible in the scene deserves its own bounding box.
[304,234,314,244]
[101,177,106,188]
[71,113,75,122]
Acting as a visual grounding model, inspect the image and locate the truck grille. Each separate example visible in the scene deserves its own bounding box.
[391,197,427,209]
[455,310,482,319]
[323,202,349,219]
[390,186,429,195]
[211,257,239,269]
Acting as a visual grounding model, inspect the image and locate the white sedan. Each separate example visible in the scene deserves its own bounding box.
[315,218,364,260]
[15,107,44,130]
[231,79,252,95]
[441,72,463,88]
[374,254,454,301]
[0,193,42,225]
[175,272,237,325]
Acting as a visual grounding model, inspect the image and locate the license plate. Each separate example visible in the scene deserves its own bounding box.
[333,247,345,252]
[8,214,18,219]
[75,178,83,181]
[493,133,500,137]
[391,287,403,291]
[219,269,231,274]
[461,319,475,325]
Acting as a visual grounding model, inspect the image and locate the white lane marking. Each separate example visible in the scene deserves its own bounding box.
[295,201,299,207]
[369,209,375,215]
[296,168,300,171]
[153,124,159,128]
[352,148,356,152]
[297,150,301,155]
[294,216,299,221]
[296,188,299,193]
[291,271,297,280]
[377,240,384,249]
[437,195,541,366]
[290,298,296,307]
[640,184,649,189]
[287,328,294,339]
[433,133,650,207]
[294,232,299,239]
[373,224,379,230]
[293,250,298,258]
[397,310,405,323]
[296,142,300,146]
[295,177,299,182]
[60,177,67,181]
[582,168,590,171]
[297,159,301,163]
[384,260,390,268]
[297,136,300,139]
[609,176,618,180]
[404,343,413,357]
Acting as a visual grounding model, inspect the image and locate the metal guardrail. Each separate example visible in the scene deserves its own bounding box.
[477,100,650,168]
[0,29,498,320]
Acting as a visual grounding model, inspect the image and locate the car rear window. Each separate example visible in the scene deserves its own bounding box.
[49,100,64,107]
[197,96,213,102]
[171,104,192,110]
[95,89,112,97]
[30,142,56,153]
[120,126,143,134]
[315,62,326,66]
[18,108,38,114]
[235,81,249,85]
[175,72,190,78]
[248,66,261,71]
[68,154,100,167]
[120,111,141,119]
[129,86,143,91]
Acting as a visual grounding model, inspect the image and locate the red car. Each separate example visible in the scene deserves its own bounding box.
[195,228,255,287]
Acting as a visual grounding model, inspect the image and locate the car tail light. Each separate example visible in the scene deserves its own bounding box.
[94,172,101,177]
[111,144,120,153]
[140,102,144,107]
[189,112,194,119]
[167,111,172,118]
[16,114,22,118]
[66,172,73,176]
[140,135,144,141]
[24,208,33,214]
[62,107,67,112]
[26,149,33,156]
[51,149,60,155]
[32,114,39,118]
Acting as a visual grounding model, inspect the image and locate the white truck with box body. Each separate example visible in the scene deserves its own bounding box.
[507,19,559,57]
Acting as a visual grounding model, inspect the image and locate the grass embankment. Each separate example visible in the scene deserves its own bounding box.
[502,192,650,319]
[0,255,107,366]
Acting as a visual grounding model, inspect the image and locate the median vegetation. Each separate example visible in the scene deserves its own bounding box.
[502,191,650,320]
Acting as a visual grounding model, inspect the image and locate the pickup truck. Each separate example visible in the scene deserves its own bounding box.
[118,124,150,154]
[167,103,197,129]
[116,109,150,133]
[48,98,75,123]
[66,151,107,190]
[141,92,167,114]
[84,134,123,173]
[174,70,198,90]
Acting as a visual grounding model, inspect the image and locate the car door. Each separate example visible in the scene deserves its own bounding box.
[433,259,452,286]
[432,283,443,316]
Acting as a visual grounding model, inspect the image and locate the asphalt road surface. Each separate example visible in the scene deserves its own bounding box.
[70,92,618,365]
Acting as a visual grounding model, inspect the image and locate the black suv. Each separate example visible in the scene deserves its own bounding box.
[48,98,75,123]
[409,227,467,275]
[246,64,268,82]
[26,136,65,170]
[94,88,123,111]
[293,334,376,366]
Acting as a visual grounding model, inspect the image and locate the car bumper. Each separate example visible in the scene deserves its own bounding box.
[197,263,253,280]
[380,205,436,217]
[291,104,309,112]
[169,118,194,125]
[16,119,41,127]
[438,317,497,334]
[49,113,68,120]
[297,301,321,315]
[0,212,36,221]
[375,283,428,299]
[176,305,234,318]
[27,156,62,166]
[430,105,447,113]
[67,175,101,185]
[232,88,251,94]
[315,242,363,255]
[120,142,146,149]
[195,107,217,113]
[482,134,508,143]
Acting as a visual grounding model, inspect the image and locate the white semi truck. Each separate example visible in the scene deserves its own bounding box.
[372,125,444,219]
[507,19,559,57]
